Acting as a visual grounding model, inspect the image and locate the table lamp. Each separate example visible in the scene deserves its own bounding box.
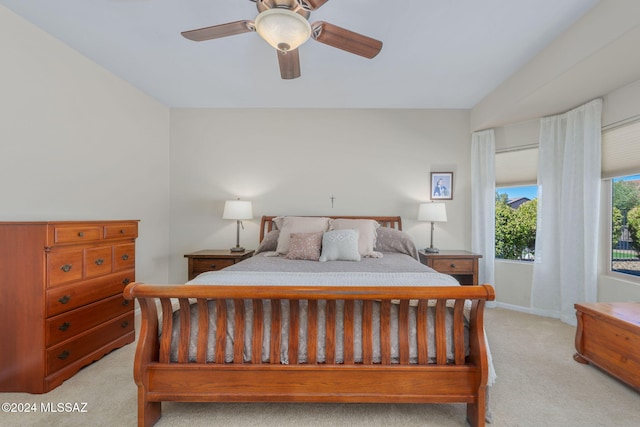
[418,202,447,253]
[223,199,253,252]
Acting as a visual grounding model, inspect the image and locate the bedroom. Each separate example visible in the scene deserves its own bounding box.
[1,0,639,425]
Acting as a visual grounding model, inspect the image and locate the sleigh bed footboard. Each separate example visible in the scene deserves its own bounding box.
[124,283,495,427]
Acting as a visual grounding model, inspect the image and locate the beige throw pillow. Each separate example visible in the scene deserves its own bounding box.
[329,218,381,257]
[273,216,330,255]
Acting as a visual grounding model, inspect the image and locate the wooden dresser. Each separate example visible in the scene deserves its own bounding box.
[0,220,138,393]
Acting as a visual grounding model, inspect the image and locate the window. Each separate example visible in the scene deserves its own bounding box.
[495,185,538,261]
[611,174,640,277]
[603,118,640,279]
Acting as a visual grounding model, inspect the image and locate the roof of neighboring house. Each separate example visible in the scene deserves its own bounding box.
[507,197,531,209]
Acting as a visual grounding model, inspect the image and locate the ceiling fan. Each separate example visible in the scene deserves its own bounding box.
[181,0,383,79]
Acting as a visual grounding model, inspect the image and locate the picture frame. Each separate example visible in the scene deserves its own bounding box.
[430,172,453,200]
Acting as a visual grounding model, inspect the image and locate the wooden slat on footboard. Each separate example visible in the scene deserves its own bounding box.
[308,300,318,364]
[398,300,410,365]
[270,299,281,364]
[252,299,263,364]
[344,300,355,364]
[197,299,210,363]
[417,300,429,365]
[214,299,225,364]
[233,300,244,363]
[362,300,373,365]
[325,300,336,364]
[159,299,173,364]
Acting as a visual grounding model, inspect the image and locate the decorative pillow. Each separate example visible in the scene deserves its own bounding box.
[285,232,323,261]
[319,229,361,262]
[329,218,381,257]
[255,229,280,255]
[374,227,419,259]
[273,216,330,255]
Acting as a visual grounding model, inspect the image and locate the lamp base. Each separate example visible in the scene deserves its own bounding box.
[230,246,245,252]
[423,247,440,253]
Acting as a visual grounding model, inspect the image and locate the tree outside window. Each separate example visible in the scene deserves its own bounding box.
[495,188,537,261]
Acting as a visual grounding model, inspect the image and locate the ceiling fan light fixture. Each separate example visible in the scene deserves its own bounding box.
[254,8,311,52]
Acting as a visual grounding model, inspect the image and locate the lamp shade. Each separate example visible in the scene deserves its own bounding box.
[223,200,253,220]
[254,8,311,52]
[418,203,447,222]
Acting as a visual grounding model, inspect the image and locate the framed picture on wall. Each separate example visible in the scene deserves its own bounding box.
[431,172,453,200]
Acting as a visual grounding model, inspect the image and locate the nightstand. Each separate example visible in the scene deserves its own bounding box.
[418,250,482,286]
[184,249,254,280]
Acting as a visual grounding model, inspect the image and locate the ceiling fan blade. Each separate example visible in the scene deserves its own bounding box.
[300,0,329,10]
[181,20,254,42]
[311,21,382,59]
[277,49,301,79]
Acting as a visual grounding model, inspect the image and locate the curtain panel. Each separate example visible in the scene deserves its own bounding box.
[531,99,602,325]
[471,129,496,288]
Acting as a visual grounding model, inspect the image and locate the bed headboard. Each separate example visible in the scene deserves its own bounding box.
[259,215,402,242]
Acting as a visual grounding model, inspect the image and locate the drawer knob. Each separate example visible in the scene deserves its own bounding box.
[58,295,71,304]
[120,229,125,234]
[450,263,456,268]
[210,264,217,269]
[121,254,129,261]
[122,299,130,306]
[60,264,73,273]
[58,322,71,331]
[78,232,84,237]
[121,320,129,328]
[58,350,70,360]
[95,258,104,266]
[122,278,130,285]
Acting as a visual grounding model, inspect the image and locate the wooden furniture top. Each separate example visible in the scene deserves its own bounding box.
[184,249,254,258]
[574,302,640,331]
[418,250,482,259]
[259,215,402,242]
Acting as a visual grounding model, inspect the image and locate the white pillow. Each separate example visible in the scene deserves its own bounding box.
[319,229,361,262]
[273,216,330,255]
[329,218,381,257]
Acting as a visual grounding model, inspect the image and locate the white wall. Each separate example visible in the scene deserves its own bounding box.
[168,108,472,282]
[0,6,171,284]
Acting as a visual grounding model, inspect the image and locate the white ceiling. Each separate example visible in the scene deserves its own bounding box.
[0,0,600,109]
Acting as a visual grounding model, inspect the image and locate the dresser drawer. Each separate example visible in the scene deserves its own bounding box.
[113,243,135,271]
[192,258,235,275]
[85,246,113,278]
[52,225,102,244]
[47,270,134,316]
[46,293,133,346]
[46,311,134,375]
[431,258,474,274]
[47,250,84,287]
[104,223,138,240]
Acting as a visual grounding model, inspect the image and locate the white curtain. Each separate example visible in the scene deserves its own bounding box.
[531,99,602,325]
[471,129,496,288]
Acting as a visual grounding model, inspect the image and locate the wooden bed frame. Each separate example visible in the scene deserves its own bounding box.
[124,216,495,427]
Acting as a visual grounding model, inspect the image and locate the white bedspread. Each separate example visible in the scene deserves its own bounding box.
[189,270,459,288]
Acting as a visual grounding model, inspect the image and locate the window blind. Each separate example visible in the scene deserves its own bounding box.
[495,147,538,187]
[602,118,640,178]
